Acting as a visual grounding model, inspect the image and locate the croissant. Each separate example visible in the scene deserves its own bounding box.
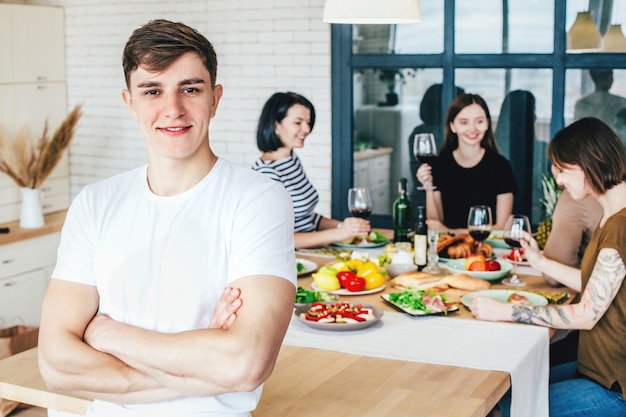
[437,234,464,253]
[447,242,472,259]
[476,242,493,258]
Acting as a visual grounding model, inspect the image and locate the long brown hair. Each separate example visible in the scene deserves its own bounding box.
[440,93,499,154]
[549,117,626,194]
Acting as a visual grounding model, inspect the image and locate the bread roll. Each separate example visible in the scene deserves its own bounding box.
[441,273,491,291]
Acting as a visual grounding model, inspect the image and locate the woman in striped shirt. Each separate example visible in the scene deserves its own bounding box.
[252,92,370,249]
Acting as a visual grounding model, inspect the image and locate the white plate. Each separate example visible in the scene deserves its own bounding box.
[296,258,318,276]
[331,239,388,249]
[445,258,514,281]
[293,302,383,331]
[381,293,459,316]
[461,289,548,308]
[312,282,385,295]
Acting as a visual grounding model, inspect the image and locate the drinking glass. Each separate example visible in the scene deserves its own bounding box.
[501,214,531,286]
[422,228,442,274]
[467,205,493,250]
[347,187,373,245]
[413,133,438,190]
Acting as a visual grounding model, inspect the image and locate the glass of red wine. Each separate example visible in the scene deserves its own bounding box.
[413,133,438,190]
[502,214,531,286]
[467,205,492,250]
[347,187,372,245]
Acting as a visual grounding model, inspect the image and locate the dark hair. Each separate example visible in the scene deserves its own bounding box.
[256,92,316,152]
[122,19,218,88]
[549,117,626,194]
[441,93,499,154]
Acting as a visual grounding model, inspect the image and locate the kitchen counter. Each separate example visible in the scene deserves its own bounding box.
[0,211,66,246]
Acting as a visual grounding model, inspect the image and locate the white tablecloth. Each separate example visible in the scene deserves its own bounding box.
[284,311,549,417]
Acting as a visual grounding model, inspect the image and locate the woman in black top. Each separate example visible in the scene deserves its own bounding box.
[416,93,517,233]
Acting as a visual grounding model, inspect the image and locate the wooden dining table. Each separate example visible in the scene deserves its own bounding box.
[0,242,575,417]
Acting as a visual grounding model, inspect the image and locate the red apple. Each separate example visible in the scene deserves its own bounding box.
[485,259,501,271]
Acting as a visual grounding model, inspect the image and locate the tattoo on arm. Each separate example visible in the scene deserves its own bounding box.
[511,249,625,328]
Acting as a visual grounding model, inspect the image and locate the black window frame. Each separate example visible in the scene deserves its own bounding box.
[330,0,626,228]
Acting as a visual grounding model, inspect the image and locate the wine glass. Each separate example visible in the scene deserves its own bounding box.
[413,133,438,190]
[347,187,373,245]
[422,228,442,274]
[501,214,531,286]
[467,205,493,250]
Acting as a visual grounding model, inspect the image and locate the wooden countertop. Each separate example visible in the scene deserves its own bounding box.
[354,147,393,161]
[0,211,66,245]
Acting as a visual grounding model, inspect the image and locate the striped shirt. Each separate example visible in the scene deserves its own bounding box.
[252,153,321,232]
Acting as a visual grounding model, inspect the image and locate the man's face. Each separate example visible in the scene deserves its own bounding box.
[122,52,222,163]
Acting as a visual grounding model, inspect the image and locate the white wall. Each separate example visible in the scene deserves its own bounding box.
[14,0,334,215]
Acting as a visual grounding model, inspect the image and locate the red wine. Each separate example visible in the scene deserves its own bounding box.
[417,155,437,165]
[351,208,372,218]
[504,237,522,248]
[469,230,490,242]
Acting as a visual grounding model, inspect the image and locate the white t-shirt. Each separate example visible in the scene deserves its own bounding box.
[51,158,296,417]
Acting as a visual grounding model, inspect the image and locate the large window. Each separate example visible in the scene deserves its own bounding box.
[331,0,626,228]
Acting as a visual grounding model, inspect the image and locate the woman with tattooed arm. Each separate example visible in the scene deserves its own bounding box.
[471,117,626,417]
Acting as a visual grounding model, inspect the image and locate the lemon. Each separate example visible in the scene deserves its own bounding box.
[312,272,341,291]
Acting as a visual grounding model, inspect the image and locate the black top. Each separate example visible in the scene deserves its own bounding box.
[432,148,518,229]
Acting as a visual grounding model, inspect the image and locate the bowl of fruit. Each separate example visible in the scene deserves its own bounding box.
[445,254,513,281]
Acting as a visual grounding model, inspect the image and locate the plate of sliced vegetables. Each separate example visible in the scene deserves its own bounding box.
[294,302,383,331]
[381,290,459,316]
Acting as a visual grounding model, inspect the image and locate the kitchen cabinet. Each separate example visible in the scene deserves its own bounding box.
[0,4,70,225]
[354,148,392,215]
[0,4,65,84]
[0,232,60,326]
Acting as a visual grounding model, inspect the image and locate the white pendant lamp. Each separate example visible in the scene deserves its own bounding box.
[567,11,602,52]
[323,0,421,24]
[602,24,626,52]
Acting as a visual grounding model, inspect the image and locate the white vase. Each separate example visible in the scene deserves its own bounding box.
[19,187,44,229]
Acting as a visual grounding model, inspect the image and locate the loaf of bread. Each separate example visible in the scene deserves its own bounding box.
[389,272,449,291]
[441,273,491,291]
[390,271,491,292]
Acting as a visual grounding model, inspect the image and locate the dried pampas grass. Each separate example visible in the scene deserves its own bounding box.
[0,104,82,189]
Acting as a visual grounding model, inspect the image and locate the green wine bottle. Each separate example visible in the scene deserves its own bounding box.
[393,178,412,243]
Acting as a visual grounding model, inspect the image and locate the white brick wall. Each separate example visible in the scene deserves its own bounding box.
[17,0,334,215]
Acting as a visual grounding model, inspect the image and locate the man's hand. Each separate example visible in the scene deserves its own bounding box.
[209,287,242,329]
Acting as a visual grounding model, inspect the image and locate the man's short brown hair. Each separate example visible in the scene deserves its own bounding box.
[122,19,217,88]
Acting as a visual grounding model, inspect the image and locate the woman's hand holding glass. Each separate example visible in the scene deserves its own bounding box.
[337,217,371,242]
[517,231,544,268]
[413,133,438,191]
[416,163,435,191]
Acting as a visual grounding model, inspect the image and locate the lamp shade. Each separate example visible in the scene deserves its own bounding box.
[567,11,602,51]
[603,24,626,52]
[323,0,421,24]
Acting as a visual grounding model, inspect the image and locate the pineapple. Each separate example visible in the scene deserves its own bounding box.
[536,172,561,249]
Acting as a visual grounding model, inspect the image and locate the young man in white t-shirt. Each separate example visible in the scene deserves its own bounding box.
[38,19,296,417]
